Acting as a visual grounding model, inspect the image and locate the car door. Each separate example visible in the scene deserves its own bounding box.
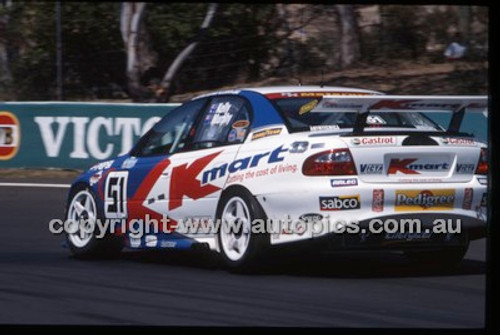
[148,95,252,230]
[112,98,209,229]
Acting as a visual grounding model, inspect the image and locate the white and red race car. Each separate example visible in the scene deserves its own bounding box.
[65,86,488,269]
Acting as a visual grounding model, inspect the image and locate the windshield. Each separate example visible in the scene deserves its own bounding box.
[272,97,443,132]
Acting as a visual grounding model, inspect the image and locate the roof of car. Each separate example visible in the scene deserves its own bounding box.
[242,86,383,95]
[192,86,383,100]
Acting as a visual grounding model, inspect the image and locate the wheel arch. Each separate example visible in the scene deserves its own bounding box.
[215,184,270,268]
[66,182,90,211]
[65,181,124,258]
[68,182,90,198]
[65,182,103,222]
[215,184,268,221]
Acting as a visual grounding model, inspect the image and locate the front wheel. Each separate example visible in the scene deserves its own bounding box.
[216,189,269,269]
[65,187,123,258]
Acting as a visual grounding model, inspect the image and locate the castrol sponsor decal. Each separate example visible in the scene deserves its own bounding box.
[351,137,396,146]
[442,137,476,146]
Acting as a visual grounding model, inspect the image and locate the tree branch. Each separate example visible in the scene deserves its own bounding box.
[156,3,218,102]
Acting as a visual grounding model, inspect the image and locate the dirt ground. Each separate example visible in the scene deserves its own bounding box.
[87,60,488,103]
[168,60,488,102]
[0,168,82,179]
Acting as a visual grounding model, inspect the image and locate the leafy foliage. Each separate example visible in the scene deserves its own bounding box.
[0,3,488,101]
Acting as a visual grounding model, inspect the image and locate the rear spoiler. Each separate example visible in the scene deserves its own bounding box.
[316,95,488,135]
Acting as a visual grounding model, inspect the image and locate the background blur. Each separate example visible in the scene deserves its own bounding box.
[0,3,488,103]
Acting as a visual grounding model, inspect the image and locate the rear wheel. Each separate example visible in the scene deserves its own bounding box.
[216,189,268,269]
[404,244,469,270]
[65,187,123,258]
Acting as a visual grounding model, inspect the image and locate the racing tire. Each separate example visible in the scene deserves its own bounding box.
[404,244,469,271]
[216,188,269,270]
[65,186,124,259]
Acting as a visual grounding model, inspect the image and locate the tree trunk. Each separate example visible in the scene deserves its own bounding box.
[458,6,470,43]
[0,42,11,86]
[335,5,361,68]
[0,0,12,90]
[156,3,218,102]
[120,2,157,101]
[274,4,297,76]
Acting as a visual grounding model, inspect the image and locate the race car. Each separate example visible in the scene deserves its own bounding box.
[64,86,488,269]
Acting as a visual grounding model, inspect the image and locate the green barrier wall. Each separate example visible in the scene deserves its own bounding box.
[0,102,180,169]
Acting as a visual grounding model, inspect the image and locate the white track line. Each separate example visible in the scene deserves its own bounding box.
[0,182,71,188]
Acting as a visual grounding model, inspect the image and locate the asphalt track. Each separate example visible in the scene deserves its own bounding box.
[0,180,486,327]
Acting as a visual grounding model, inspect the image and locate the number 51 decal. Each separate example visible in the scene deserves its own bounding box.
[105,171,128,218]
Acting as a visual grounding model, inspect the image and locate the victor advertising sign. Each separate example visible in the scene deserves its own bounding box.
[0,102,180,169]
